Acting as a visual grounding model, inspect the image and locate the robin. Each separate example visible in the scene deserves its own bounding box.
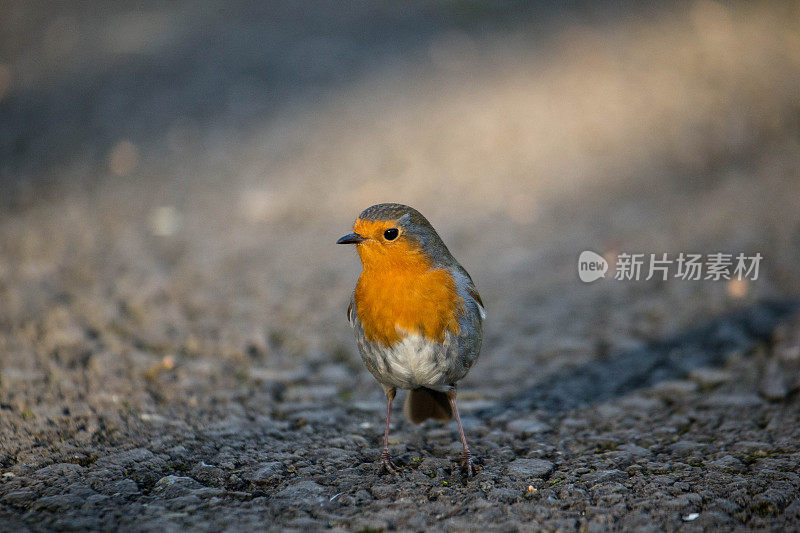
[337,203,485,476]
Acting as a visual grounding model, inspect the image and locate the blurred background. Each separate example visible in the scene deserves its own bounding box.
[1,0,800,425]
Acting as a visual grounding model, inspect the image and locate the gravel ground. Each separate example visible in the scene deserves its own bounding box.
[2,1,800,531]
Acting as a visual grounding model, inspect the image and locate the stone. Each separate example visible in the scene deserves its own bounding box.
[669,441,707,457]
[370,483,396,500]
[759,360,789,401]
[275,480,326,501]
[709,456,747,474]
[506,418,552,437]
[246,461,283,482]
[507,459,555,478]
[152,476,204,499]
[583,470,629,485]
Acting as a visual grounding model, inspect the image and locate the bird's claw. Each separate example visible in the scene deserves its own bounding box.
[460,452,474,477]
[381,452,399,475]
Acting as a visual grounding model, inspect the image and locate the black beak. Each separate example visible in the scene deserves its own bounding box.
[337,232,365,245]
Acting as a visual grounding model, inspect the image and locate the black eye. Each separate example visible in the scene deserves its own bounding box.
[383,228,399,241]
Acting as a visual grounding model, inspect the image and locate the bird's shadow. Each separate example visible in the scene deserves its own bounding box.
[479,299,799,420]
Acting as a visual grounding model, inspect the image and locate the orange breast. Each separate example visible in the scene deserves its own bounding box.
[354,245,461,347]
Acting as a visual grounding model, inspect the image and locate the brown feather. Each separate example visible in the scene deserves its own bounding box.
[403,388,453,424]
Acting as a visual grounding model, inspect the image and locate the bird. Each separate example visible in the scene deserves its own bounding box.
[337,203,485,476]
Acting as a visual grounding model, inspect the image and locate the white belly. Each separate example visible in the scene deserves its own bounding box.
[382,334,446,390]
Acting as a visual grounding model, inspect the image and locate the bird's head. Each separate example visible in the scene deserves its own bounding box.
[337,203,453,270]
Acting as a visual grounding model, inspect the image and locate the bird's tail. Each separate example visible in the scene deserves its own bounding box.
[403,388,453,424]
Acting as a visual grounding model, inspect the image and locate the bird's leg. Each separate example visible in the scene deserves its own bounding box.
[448,390,473,477]
[381,387,399,475]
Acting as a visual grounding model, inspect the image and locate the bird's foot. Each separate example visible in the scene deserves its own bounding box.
[380,451,399,475]
[460,451,474,477]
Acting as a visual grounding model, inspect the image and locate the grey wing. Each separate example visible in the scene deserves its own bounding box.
[346,295,387,382]
[347,293,355,326]
[347,294,371,361]
[451,264,486,321]
[449,265,485,378]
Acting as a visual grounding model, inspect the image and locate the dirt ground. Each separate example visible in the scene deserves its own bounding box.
[2,1,800,531]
